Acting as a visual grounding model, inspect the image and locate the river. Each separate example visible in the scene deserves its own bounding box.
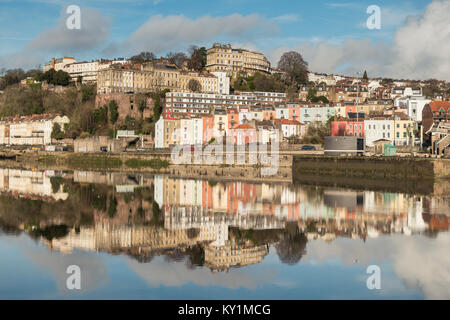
[0,167,448,299]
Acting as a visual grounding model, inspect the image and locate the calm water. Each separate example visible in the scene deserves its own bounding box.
[0,167,448,299]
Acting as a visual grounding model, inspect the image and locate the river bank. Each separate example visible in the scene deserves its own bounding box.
[1,151,449,192]
[293,156,450,195]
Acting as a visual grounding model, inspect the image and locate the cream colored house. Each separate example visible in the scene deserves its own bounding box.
[97,63,221,94]
[0,115,70,146]
[206,43,271,76]
[43,57,76,72]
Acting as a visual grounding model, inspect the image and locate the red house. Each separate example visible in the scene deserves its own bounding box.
[331,120,365,137]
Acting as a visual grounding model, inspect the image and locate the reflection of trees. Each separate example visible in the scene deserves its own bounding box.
[186,228,200,239]
[186,245,205,269]
[163,249,187,263]
[128,251,155,264]
[275,222,308,265]
[108,196,117,218]
[230,227,283,246]
[162,246,205,268]
[0,219,21,235]
[150,201,164,227]
[29,225,69,241]
[50,176,64,194]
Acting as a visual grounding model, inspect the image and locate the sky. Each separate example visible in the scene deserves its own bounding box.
[3,232,449,299]
[0,0,449,80]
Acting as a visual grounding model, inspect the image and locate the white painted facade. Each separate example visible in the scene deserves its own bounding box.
[155,118,164,148]
[406,96,431,122]
[212,72,230,95]
[364,119,393,147]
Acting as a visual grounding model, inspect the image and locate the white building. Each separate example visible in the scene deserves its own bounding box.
[43,57,76,72]
[1,115,70,146]
[276,107,290,120]
[391,87,422,99]
[406,96,431,122]
[212,72,230,95]
[364,118,394,147]
[276,119,304,139]
[180,119,194,145]
[155,118,165,149]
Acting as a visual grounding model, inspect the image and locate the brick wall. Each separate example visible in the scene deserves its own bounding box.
[95,93,154,123]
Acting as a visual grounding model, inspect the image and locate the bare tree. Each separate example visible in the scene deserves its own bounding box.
[188,79,202,92]
[187,45,207,71]
[130,52,155,63]
[166,52,188,68]
[277,51,309,87]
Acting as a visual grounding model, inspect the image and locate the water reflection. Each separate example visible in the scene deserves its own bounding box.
[0,168,448,298]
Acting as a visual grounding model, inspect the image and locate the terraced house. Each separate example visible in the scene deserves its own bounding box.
[0,115,69,146]
[206,43,271,76]
[97,62,222,95]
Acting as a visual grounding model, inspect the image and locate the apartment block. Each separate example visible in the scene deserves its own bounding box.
[0,115,69,146]
[97,63,224,95]
[43,57,76,72]
[164,91,286,117]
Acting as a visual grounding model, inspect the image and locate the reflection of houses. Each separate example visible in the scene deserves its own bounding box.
[73,171,152,187]
[43,222,217,255]
[0,168,68,201]
[204,242,269,272]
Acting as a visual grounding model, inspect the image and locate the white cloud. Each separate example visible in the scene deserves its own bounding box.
[126,255,278,289]
[25,7,111,54]
[118,13,279,55]
[303,233,450,299]
[267,0,450,80]
[0,6,111,69]
[272,14,301,23]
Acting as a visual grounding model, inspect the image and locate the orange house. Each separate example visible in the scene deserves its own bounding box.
[227,108,239,129]
[202,115,215,144]
[262,108,276,121]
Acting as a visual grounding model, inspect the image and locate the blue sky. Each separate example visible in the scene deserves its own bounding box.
[2,233,443,299]
[1,0,449,80]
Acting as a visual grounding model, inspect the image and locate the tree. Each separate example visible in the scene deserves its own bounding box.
[166,52,187,68]
[152,93,162,121]
[108,100,119,125]
[108,196,117,218]
[311,96,329,103]
[51,123,65,140]
[130,51,155,63]
[187,45,207,71]
[277,51,309,87]
[0,68,26,89]
[93,105,108,126]
[38,69,71,86]
[363,70,368,80]
[138,100,146,117]
[306,87,317,101]
[188,79,202,92]
[81,85,96,102]
[275,223,308,265]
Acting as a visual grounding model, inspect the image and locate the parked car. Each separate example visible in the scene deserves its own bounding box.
[301,145,316,151]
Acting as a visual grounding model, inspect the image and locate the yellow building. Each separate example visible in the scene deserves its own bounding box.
[206,43,271,76]
[97,63,219,94]
[204,242,269,272]
[392,115,415,146]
